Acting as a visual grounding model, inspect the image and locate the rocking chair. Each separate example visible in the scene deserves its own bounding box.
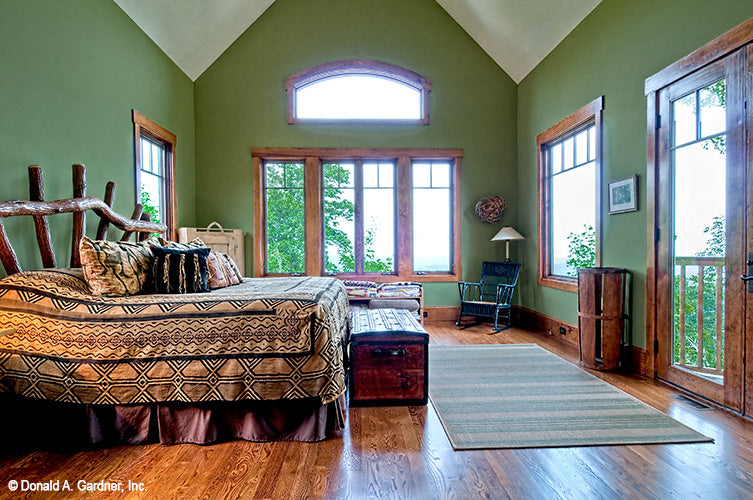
[456,261,521,332]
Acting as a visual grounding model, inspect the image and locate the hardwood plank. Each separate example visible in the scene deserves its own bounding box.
[2,323,753,500]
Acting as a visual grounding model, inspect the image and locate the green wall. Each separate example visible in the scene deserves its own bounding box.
[194,0,518,306]
[0,0,195,272]
[516,0,753,347]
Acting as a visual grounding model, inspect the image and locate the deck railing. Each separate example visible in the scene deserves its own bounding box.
[674,256,724,376]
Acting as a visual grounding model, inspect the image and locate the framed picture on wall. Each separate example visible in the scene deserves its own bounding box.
[608,175,638,214]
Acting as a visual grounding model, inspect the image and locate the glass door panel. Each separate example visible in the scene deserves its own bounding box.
[671,79,727,384]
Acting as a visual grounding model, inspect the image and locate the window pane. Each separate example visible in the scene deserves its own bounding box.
[551,161,596,276]
[296,74,421,120]
[363,185,395,273]
[378,163,394,188]
[413,162,431,188]
[674,92,697,146]
[431,163,451,188]
[140,172,162,224]
[588,127,596,161]
[413,161,452,272]
[265,162,305,274]
[575,129,588,166]
[323,163,356,273]
[562,138,574,170]
[414,188,451,272]
[363,162,379,188]
[699,80,726,139]
[550,143,562,173]
[141,138,152,173]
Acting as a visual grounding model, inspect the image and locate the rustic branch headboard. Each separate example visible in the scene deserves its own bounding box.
[0,164,166,275]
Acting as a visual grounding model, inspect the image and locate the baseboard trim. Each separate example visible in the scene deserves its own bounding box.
[512,306,579,347]
[512,306,648,377]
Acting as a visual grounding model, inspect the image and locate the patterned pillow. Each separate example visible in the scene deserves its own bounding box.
[79,236,154,296]
[151,246,210,294]
[206,251,231,289]
[221,253,244,282]
[154,237,206,250]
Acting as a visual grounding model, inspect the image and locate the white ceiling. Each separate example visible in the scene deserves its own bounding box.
[113,0,602,83]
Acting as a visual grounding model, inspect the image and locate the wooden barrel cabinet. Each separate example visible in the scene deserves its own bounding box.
[577,267,629,371]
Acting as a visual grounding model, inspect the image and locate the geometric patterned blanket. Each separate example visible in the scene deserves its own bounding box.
[0,270,348,405]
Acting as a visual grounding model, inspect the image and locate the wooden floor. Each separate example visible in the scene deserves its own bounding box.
[2,322,753,499]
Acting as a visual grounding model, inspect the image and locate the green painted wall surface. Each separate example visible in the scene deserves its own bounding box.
[517,0,753,347]
[0,0,195,271]
[194,0,517,306]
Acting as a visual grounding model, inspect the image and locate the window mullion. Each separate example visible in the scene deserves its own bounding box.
[304,156,322,276]
[354,160,365,275]
[397,155,412,279]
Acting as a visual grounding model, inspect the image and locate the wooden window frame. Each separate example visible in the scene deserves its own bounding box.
[132,109,177,241]
[284,60,431,125]
[537,96,604,292]
[252,147,462,282]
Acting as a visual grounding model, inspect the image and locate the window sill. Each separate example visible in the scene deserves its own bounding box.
[538,275,578,293]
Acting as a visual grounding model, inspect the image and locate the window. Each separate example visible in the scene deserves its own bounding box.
[253,148,462,281]
[537,97,603,292]
[285,60,431,124]
[132,110,177,240]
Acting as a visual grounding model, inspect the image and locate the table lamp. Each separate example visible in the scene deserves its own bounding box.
[491,227,525,261]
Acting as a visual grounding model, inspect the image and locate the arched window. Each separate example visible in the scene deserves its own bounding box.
[285,60,431,124]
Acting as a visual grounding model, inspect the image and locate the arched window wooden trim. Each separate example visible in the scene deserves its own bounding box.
[285,60,431,125]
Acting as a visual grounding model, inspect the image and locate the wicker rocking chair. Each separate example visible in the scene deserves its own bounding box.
[456,261,521,332]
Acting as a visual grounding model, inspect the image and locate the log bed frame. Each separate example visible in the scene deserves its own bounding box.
[0,164,166,275]
[0,165,346,447]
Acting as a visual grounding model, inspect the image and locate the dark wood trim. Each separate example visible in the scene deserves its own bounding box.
[252,147,462,159]
[304,157,323,276]
[537,96,604,293]
[513,306,579,347]
[252,148,463,281]
[285,60,431,125]
[252,156,265,277]
[645,90,659,379]
[132,109,177,241]
[512,305,647,375]
[645,16,753,95]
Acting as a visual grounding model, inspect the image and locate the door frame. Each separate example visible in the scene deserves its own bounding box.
[646,17,753,411]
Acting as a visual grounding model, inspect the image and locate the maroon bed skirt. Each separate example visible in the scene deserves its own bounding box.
[0,394,346,449]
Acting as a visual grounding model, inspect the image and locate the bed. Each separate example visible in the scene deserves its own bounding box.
[0,165,349,447]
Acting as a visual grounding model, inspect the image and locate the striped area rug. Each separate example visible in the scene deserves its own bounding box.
[428,344,713,450]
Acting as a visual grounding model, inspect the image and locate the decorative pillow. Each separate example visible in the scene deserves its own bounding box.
[79,236,154,296]
[221,253,244,282]
[206,251,231,289]
[154,237,206,250]
[151,246,210,294]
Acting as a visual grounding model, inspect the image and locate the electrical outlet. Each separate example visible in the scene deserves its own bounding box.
[559,327,567,335]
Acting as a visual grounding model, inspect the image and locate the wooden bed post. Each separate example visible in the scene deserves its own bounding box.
[28,165,56,268]
[138,212,152,242]
[71,164,86,267]
[121,204,144,242]
[96,181,116,240]
[0,220,21,275]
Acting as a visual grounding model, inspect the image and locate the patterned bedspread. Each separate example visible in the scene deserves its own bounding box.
[0,270,348,405]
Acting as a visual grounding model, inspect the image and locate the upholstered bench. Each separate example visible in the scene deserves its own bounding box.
[349,308,429,406]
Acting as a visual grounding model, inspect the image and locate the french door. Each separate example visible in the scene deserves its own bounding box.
[651,43,752,414]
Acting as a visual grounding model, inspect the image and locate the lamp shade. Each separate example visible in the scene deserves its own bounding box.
[491,227,525,242]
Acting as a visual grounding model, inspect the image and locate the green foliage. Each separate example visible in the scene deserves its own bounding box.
[266,163,392,274]
[564,225,595,277]
[701,80,726,155]
[672,215,725,370]
[140,189,160,224]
